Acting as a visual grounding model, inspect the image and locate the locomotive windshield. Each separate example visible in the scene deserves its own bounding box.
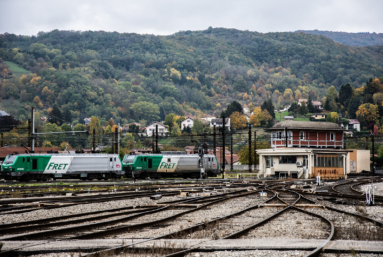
[4,155,17,164]
[123,155,135,164]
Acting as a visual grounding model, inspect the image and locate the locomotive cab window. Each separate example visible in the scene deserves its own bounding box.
[167,158,171,163]
[110,158,112,162]
[114,157,116,161]
[32,159,37,169]
[148,159,152,168]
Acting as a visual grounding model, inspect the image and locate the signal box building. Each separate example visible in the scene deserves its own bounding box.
[257,121,369,179]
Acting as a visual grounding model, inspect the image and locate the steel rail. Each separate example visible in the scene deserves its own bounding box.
[79,190,277,257]
[0,189,252,241]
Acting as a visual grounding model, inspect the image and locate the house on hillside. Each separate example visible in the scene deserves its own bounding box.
[347,119,361,132]
[145,122,168,136]
[311,113,327,120]
[298,99,323,110]
[257,120,369,179]
[210,118,230,130]
[84,118,91,125]
[181,117,193,129]
[284,116,294,121]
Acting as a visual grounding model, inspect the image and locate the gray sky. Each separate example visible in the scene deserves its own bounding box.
[1,0,382,36]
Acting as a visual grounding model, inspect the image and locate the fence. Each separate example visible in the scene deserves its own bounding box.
[224,165,259,171]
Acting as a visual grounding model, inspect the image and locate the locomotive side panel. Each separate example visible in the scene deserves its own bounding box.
[175,156,199,171]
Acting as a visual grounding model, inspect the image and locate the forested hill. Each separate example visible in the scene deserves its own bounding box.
[0,28,383,126]
[298,30,383,46]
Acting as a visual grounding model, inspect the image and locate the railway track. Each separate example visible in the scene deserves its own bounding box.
[2,179,383,257]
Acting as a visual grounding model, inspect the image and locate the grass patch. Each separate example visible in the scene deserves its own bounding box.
[294,117,310,121]
[4,61,31,76]
[276,111,289,121]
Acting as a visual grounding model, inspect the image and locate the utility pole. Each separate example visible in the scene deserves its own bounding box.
[372,134,375,175]
[230,130,233,172]
[1,133,3,147]
[254,130,257,171]
[92,129,96,152]
[155,125,159,153]
[213,125,216,156]
[118,123,120,155]
[248,123,252,173]
[152,132,155,153]
[204,130,207,154]
[114,127,118,154]
[285,127,288,148]
[222,116,226,179]
[31,107,35,153]
[28,119,31,149]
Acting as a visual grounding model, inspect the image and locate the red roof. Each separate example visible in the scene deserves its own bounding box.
[0,147,60,159]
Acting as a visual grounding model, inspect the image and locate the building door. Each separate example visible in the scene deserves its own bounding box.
[350,161,356,173]
[303,156,308,167]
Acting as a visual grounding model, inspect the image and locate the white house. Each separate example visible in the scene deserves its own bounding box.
[181,117,193,129]
[347,119,361,132]
[145,122,168,136]
[210,118,231,130]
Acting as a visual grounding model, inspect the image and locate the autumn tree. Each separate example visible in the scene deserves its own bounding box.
[326,112,339,123]
[250,107,263,127]
[239,141,271,165]
[47,105,63,124]
[171,123,181,137]
[230,112,247,129]
[33,96,43,108]
[105,118,115,128]
[356,103,379,124]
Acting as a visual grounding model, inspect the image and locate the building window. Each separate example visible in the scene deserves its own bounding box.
[279,156,297,164]
[315,154,343,167]
[265,156,274,168]
[299,131,305,140]
[330,132,335,141]
[277,132,282,139]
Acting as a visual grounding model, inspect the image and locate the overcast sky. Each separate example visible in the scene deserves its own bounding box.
[1,0,382,36]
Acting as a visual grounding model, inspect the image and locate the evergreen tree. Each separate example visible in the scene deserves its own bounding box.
[288,102,299,113]
[48,105,63,125]
[261,99,275,119]
[299,101,308,115]
[221,101,243,118]
[338,84,353,106]
[307,96,315,113]
[63,109,72,124]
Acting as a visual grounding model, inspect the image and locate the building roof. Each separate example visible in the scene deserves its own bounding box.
[211,118,230,124]
[146,121,166,128]
[0,147,61,159]
[312,101,322,106]
[284,116,294,119]
[183,117,194,121]
[268,120,343,131]
[0,110,9,116]
[348,119,360,125]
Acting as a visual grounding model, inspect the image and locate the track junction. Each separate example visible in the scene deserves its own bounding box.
[0,177,382,257]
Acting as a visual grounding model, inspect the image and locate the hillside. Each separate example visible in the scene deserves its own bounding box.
[298,30,383,46]
[0,28,383,125]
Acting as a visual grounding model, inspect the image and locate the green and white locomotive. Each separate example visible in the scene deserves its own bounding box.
[1,153,123,181]
[122,152,220,179]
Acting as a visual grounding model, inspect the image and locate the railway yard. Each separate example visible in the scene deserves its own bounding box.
[0,177,382,257]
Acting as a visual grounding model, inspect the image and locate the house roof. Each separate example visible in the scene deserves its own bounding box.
[284,116,294,119]
[211,118,230,124]
[146,121,166,128]
[183,117,194,121]
[348,119,360,125]
[0,147,61,159]
[312,101,322,106]
[268,120,343,131]
[0,110,9,116]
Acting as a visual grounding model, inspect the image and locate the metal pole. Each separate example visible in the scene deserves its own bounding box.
[213,125,216,156]
[254,130,257,171]
[1,133,3,147]
[285,127,288,148]
[372,134,375,175]
[118,123,120,155]
[152,132,155,153]
[249,124,252,173]
[365,136,369,150]
[28,119,31,149]
[231,130,233,172]
[204,130,207,154]
[93,129,95,151]
[31,107,35,153]
[155,125,158,153]
[222,116,225,179]
[115,127,118,154]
